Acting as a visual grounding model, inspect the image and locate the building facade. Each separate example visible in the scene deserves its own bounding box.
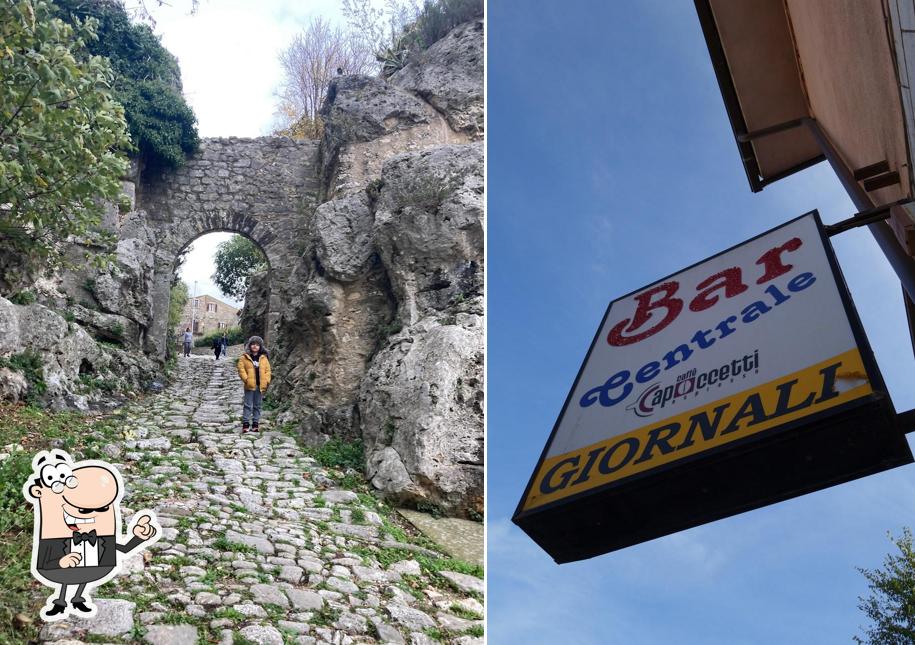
[175,294,239,338]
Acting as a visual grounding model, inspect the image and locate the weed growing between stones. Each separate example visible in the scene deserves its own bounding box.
[449,603,483,620]
[308,437,365,470]
[212,533,259,554]
[10,290,37,305]
[0,351,47,403]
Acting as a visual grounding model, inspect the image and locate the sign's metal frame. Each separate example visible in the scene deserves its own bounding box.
[513,210,913,563]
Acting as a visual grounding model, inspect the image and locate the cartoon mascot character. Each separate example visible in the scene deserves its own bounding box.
[23,449,160,620]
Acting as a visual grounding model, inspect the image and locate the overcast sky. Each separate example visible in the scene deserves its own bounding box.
[489,2,915,643]
[142,0,347,137]
[143,0,349,307]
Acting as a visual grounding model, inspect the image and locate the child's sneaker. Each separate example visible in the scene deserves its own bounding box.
[251,422,260,432]
[242,422,250,433]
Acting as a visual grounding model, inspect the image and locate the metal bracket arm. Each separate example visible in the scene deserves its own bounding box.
[825,199,915,236]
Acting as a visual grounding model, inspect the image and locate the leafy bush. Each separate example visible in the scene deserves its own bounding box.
[52,0,199,170]
[194,326,247,348]
[0,0,131,278]
[168,281,189,332]
[313,438,365,471]
[9,291,36,306]
[380,0,483,77]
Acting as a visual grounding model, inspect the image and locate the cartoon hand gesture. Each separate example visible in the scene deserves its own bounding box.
[59,553,82,568]
[133,514,156,540]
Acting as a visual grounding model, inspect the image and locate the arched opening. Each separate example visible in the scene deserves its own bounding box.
[164,229,273,360]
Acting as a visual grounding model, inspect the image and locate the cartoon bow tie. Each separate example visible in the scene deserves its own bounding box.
[72,530,97,546]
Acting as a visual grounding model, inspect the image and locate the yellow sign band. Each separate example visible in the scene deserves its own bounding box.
[524,348,872,511]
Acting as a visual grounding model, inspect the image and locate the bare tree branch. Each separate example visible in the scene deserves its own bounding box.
[275,16,375,138]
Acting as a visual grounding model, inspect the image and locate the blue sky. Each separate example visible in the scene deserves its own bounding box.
[487,2,915,643]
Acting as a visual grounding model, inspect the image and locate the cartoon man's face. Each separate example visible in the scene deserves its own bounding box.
[28,460,119,538]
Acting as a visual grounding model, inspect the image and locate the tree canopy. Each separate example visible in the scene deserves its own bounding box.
[0,0,131,283]
[856,528,915,644]
[52,0,199,170]
[212,235,267,301]
[168,279,189,332]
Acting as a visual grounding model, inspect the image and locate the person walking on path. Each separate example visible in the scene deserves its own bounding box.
[212,333,226,360]
[236,335,271,433]
[182,327,193,358]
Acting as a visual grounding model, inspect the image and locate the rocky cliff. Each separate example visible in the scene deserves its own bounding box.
[265,19,484,517]
[0,18,484,517]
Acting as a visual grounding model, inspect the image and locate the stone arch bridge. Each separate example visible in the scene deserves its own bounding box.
[123,137,321,358]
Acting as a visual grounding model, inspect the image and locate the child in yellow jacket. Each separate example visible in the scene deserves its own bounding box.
[237,335,271,433]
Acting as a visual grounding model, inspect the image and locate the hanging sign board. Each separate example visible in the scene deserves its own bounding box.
[513,211,912,563]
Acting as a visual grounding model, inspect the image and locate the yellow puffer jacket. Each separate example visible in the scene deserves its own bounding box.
[237,352,271,392]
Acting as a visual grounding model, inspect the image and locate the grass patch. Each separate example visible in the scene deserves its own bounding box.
[338,471,364,489]
[200,564,232,585]
[216,606,246,621]
[449,603,483,620]
[9,290,36,305]
[310,437,364,471]
[211,534,258,554]
[310,605,342,627]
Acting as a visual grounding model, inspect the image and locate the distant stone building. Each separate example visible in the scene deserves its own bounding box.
[175,294,239,338]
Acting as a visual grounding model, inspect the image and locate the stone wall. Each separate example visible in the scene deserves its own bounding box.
[138,137,322,358]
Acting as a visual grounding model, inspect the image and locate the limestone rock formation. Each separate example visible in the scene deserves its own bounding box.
[390,20,484,139]
[373,144,484,324]
[0,297,157,409]
[355,144,484,515]
[314,192,375,282]
[257,19,485,516]
[360,316,484,515]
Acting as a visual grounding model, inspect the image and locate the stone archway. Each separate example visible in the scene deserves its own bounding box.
[134,137,321,359]
[166,224,275,355]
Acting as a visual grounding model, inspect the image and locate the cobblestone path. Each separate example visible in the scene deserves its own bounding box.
[39,355,484,645]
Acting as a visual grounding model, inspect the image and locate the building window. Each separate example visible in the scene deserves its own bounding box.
[193,299,199,308]
[207,303,217,313]
[192,321,199,333]
[217,322,226,329]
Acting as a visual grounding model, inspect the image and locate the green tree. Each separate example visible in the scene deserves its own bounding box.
[52,0,199,170]
[0,0,130,283]
[212,235,267,301]
[167,279,189,332]
[856,528,915,644]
